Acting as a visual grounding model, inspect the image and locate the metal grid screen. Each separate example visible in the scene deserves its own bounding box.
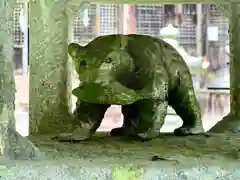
[12,0,25,46]
[178,14,197,55]
[99,5,118,35]
[72,4,118,45]
[135,5,197,55]
[72,4,97,45]
[136,5,165,36]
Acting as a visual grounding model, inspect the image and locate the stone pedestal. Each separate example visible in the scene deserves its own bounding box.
[2,132,238,179]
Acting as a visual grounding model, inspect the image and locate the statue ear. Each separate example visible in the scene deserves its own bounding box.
[68,43,85,57]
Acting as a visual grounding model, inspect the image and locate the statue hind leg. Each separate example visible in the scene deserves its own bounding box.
[110,100,167,142]
[169,73,204,136]
[111,99,168,141]
[110,103,139,137]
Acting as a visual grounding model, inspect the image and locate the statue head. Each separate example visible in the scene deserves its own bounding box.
[68,35,134,85]
[68,35,144,105]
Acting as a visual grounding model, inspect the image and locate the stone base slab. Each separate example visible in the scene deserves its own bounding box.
[0,132,239,179]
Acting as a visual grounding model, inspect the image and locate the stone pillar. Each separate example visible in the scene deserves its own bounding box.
[0,0,39,159]
[210,3,240,134]
[29,1,72,135]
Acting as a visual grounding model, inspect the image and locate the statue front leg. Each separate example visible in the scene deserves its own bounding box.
[110,99,168,141]
[53,100,110,142]
[136,99,168,141]
[114,74,169,141]
[110,103,139,137]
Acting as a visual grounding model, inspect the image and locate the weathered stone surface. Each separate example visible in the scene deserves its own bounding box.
[0,0,16,130]
[0,105,41,159]
[1,132,238,179]
[1,160,239,180]
[0,0,40,159]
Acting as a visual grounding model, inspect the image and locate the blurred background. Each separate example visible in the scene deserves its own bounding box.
[13,1,230,136]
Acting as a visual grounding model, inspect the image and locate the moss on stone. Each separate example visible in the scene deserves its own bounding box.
[112,166,144,180]
[29,0,72,135]
[0,0,40,159]
[30,132,240,161]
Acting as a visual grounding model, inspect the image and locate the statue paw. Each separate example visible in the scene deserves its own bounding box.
[52,129,91,143]
[52,133,72,141]
[136,131,159,142]
[174,126,205,136]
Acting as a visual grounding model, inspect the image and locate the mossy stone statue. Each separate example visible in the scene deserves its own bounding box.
[54,34,204,142]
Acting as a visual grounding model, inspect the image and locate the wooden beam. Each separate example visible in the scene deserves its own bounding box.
[91,0,237,4]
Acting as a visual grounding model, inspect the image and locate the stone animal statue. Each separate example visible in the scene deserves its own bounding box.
[54,34,204,142]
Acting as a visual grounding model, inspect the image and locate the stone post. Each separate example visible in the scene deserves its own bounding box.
[29,1,72,135]
[0,0,39,159]
[210,2,240,134]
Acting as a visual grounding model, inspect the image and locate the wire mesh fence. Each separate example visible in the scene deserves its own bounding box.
[71,4,120,45]
[99,4,119,35]
[72,4,97,45]
[70,4,228,56]
[136,5,165,36]
[178,14,197,55]
[13,0,24,47]
[11,3,229,49]
[12,3,229,74]
[12,0,25,73]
